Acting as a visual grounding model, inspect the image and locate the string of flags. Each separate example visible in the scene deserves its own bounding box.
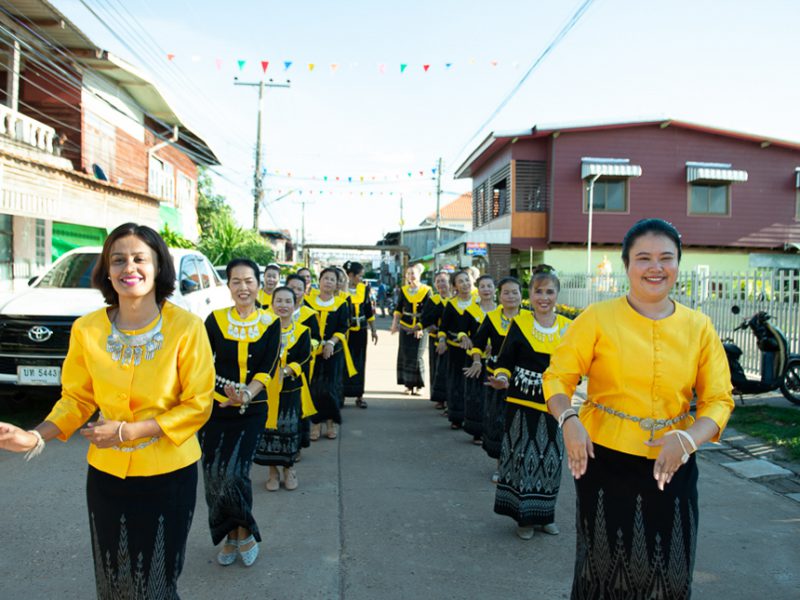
[264,188,438,197]
[264,167,438,182]
[165,55,521,74]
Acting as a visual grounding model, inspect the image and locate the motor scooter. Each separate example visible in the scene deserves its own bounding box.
[722,306,800,405]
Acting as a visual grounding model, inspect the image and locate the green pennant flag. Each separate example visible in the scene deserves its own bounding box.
[237,59,246,71]
[400,63,408,73]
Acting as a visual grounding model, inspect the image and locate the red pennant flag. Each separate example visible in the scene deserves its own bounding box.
[167,53,175,61]
[423,64,430,72]
[215,58,222,70]
[490,60,498,67]
[261,61,269,73]
[378,63,386,74]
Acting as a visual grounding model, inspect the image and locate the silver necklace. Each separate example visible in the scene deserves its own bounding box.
[106,312,164,366]
[227,308,262,341]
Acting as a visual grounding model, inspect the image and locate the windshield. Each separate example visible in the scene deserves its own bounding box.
[36,253,99,288]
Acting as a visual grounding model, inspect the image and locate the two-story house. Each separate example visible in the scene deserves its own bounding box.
[452,118,800,279]
[0,0,218,291]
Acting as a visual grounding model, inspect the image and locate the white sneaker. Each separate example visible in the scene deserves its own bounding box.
[515,526,535,540]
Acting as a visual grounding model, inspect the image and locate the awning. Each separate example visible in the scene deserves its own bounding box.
[581,161,642,178]
[686,165,748,183]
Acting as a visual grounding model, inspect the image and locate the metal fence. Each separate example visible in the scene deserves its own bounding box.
[558,270,800,376]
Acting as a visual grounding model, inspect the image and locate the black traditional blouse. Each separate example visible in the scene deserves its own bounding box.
[204,307,282,417]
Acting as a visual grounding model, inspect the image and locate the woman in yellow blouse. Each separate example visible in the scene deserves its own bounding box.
[543,219,734,599]
[0,223,214,599]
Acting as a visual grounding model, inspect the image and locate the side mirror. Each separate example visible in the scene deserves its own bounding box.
[28,276,38,286]
[180,278,199,294]
[731,305,740,315]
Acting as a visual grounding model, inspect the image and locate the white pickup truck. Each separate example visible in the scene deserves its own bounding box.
[0,247,232,392]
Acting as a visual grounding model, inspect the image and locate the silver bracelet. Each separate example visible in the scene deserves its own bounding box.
[558,408,578,429]
[25,429,45,461]
[117,421,127,443]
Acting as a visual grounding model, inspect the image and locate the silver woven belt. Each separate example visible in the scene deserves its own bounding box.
[583,399,690,440]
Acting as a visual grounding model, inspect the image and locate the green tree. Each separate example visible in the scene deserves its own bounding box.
[160,224,196,249]
[198,212,274,266]
[197,166,232,233]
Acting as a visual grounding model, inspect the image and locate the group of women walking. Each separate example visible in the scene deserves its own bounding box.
[393,218,735,599]
[0,223,379,598]
[0,217,736,599]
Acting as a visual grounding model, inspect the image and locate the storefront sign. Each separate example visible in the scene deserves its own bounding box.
[465,242,487,256]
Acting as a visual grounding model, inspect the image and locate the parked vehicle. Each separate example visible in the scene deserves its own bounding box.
[0,247,232,392]
[722,306,800,405]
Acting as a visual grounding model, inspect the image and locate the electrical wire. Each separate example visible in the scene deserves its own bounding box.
[447,0,597,168]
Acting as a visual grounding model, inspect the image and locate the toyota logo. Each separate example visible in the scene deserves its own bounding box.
[27,326,54,342]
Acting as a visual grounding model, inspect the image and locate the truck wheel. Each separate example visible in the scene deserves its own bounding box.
[780,358,800,406]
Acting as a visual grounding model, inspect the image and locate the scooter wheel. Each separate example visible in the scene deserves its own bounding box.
[780,358,800,406]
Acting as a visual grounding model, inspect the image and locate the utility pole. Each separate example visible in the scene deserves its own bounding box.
[399,194,406,278]
[234,77,290,231]
[433,157,442,272]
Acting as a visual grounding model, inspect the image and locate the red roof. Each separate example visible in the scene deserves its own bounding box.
[426,192,472,221]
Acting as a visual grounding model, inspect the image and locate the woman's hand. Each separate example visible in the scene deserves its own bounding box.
[463,360,482,379]
[390,320,399,334]
[371,329,379,345]
[322,342,334,360]
[484,375,509,390]
[80,417,124,449]
[436,339,447,355]
[0,423,40,453]
[562,417,594,479]
[646,433,693,491]
[219,383,244,408]
[459,336,473,350]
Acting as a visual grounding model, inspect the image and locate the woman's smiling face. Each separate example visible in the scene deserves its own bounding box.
[625,232,679,304]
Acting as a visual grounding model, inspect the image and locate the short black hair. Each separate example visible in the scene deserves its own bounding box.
[226,258,259,281]
[92,222,175,306]
[497,276,522,294]
[319,267,339,281]
[475,274,495,288]
[451,270,471,287]
[272,285,297,305]
[286,274,305,286]
[530,264,560,292]
[621,218,682,268]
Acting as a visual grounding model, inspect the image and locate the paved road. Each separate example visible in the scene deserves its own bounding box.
[2,320,799,599]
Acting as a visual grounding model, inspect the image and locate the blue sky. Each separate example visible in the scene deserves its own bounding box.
[52,0,800,244]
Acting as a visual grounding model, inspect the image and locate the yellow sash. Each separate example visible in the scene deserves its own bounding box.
[266,323,316,428]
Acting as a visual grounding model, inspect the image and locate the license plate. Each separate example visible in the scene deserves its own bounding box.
[17,366,61,385]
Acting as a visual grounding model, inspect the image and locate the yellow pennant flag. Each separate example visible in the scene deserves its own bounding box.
[308,63,315,72]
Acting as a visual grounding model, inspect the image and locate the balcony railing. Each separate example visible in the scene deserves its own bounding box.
[0,104,56,153]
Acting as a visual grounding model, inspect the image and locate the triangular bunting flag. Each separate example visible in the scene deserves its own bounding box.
[237,59,246,71]
[167,53,175,61]
[215,58,222,70]
[261,60,269,73]
[308,63,315,72]
[400,63,408,73]
[284,61,292,71]
[423,64,430,72]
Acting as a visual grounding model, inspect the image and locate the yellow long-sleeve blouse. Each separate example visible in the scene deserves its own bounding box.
[45,301,214,478]
[542,296,734,459]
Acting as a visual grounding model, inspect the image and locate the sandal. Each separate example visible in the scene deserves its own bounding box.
[326,422,338,439]
[434,402,445,410]
[403,388,412,396]
[217,537,239,566]
[284,467,298,491]
[355,398,368,409]
[310,424,321,441]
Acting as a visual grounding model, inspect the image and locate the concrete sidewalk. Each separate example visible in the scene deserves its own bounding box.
[1,320,799,599]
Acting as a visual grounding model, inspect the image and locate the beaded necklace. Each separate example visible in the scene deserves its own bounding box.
[106,311,163,366]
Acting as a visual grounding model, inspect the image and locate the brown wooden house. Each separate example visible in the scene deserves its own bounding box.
[453,118,800,278]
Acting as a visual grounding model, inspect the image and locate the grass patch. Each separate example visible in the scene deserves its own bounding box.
[729,405,800,461]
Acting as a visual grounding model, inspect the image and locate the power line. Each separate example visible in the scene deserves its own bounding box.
[448,0,597,167]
